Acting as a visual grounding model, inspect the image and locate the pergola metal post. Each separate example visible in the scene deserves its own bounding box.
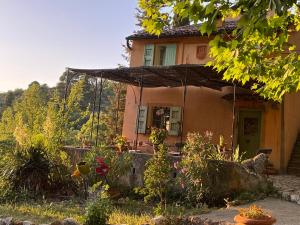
[135,76,144,149]
[180,72,188,145]
[90,78,98,143]
[231,83,237,151]
[95,74,104,147]
[115,84,121,135]
[63,68,70,112]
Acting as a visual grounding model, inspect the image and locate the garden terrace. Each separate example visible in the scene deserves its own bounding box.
[67,64,258,150]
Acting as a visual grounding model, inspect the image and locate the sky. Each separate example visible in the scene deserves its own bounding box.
[0,0,138,92]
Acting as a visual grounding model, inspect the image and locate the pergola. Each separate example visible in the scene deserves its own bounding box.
[67,64,243,150]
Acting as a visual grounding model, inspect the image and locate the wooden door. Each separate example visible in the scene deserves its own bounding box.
[238,110,262,159]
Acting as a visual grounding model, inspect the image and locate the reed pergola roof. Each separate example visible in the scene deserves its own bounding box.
[68,64,235,90]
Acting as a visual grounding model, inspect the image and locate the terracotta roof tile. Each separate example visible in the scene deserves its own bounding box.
[126,21,237,40]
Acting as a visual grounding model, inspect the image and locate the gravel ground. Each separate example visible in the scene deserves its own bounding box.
[201,197,300,225]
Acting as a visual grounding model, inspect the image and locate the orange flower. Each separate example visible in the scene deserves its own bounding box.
[71,169,81,178]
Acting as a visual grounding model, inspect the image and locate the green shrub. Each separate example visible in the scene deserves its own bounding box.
[179,132,226,206]
[232,145,245,162]
[0,145,77,201]
[137,144,172,215]
[84,186,113,225]
[149,128,167,152]
[83,146,132,188]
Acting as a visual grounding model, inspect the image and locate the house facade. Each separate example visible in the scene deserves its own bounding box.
[121,21,300,173]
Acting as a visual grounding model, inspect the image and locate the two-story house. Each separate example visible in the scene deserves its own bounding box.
[69,21,300,174]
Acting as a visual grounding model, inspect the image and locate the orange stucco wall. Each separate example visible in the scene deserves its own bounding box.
[122,31,300,170]
[122,85,233,148]
[129,36,212,67]
[283,92,300,169]
[261,104,282,170]
[122,84,282,170]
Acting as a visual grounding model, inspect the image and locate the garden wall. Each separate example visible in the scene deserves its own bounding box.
[120,152,181,188]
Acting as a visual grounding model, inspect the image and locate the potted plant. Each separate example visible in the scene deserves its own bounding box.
[234,205,276,225]
[114,135,128,153]
[149,127,167,153]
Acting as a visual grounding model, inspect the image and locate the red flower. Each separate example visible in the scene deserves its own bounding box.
[96,157,105,165]
[95,157,109,177]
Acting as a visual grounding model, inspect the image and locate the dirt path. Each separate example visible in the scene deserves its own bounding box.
[201,198,300,225]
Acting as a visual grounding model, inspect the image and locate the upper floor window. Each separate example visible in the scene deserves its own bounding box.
[144,44,177,66]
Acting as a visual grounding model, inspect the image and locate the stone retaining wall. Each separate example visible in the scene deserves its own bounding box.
[120,152,181,188]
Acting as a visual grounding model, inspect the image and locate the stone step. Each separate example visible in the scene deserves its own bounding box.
[289,159,300,164]
[290,154,300,159]
[287,134,300,175]
[289,156,300,161]
[287,167,300,176]
[291,151,300,155]
[288,163,300,168]
[291,148,300,152]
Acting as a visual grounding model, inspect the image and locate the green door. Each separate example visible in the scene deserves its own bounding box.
[238,110,262,159]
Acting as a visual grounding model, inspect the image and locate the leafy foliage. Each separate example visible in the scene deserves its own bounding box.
[84,147,132,188]
[84,186,113,225]
[138,0,300,101]
[0,75,126,200]
[0,145,76,201]
[78,82,126,146]
[178,132,226,205]
[232,145,244,163]
[137,144,172,214]
[149,127,167,146]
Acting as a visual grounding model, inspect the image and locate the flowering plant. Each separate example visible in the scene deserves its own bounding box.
[95,157,109,177]
[239,205,269,220]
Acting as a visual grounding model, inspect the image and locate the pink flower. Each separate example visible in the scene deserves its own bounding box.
[174,161,179,169]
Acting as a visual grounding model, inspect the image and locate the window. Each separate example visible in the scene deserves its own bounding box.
[136,106,148,134]
[136,105,182,136]
[143,44,176,66]
[152,106,171,130]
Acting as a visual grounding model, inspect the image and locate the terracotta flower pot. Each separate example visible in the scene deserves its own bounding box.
[234,215,276,225]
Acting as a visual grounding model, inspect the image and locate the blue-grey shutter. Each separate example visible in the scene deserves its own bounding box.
[136,106,148,134]
[168,106,182,136]
[144,44,154,66]
[164,44,177,66]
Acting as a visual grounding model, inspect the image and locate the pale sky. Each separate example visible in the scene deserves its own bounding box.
[0,0,137,92]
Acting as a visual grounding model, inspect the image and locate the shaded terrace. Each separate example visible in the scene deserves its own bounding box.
[66,64,259,152]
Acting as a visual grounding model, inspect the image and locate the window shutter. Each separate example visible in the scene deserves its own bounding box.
[144,44,154,66]
[164,44,177,66]
[169,106,181,136]
[136,106,148,134]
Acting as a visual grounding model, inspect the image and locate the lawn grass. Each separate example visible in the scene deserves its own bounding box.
[0,199,209,225]
[0,201,84,224]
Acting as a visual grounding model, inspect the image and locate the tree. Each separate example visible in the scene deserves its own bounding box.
[138,0,300,101]
[78,81,126,146]
[43,90,66,151]
[13,82,48,147]
[0,107,15,142]
[0,89,23,115]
